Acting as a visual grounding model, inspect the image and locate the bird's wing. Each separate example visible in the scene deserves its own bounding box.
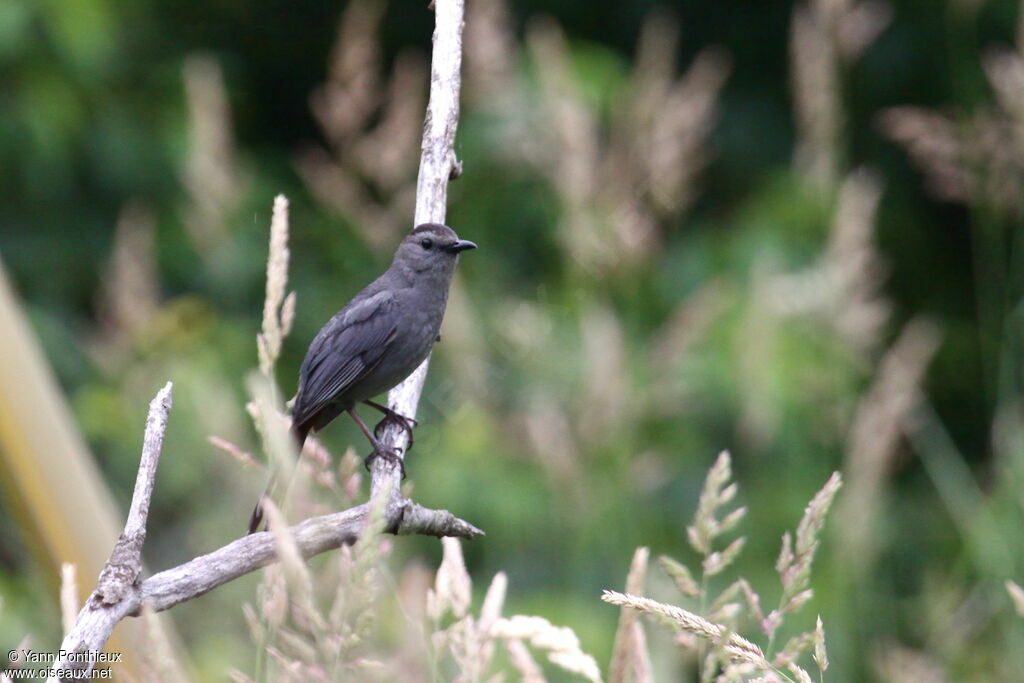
[291,289,398,427]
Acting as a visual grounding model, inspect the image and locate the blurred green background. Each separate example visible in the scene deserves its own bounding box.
[2,0,1024,679]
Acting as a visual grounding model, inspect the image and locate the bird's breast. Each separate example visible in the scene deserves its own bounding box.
[393,285,448,353]
[350,285,447,399]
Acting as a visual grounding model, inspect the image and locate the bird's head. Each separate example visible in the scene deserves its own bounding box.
[393,223,477,276]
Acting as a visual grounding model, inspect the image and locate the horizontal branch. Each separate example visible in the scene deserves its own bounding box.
[141,499,483,613]
[54,490,481,681]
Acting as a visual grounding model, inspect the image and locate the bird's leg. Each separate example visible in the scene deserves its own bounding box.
[347,407,406,479]
[363,398,418,429]
[363,399,417,450]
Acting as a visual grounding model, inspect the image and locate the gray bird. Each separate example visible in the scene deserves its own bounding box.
[248,223,476,533]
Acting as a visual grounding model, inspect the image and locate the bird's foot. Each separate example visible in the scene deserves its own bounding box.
[372,411,416,451]
[364,447,407,480]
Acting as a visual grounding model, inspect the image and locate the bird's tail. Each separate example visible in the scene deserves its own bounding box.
[247,421,310,534]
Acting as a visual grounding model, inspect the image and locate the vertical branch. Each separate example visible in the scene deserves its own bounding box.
[373,0,466,503]
[116,384,173,557]
[50,383,174,681]
[413,0,466,227]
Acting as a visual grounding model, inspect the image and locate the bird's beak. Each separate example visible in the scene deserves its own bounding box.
[446,239,478,253]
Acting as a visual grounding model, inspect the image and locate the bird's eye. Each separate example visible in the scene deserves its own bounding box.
[420,238,433,250]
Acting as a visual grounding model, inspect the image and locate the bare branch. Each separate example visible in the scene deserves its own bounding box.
[373,0,465,504]
[141,500,481,614]
[96,381,172,606]
[53,492,481,680]
[51,382,174,680]
[414,0,465,225]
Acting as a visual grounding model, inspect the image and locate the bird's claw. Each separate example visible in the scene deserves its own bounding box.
[373,412,416,450]
[364,447,407,479]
